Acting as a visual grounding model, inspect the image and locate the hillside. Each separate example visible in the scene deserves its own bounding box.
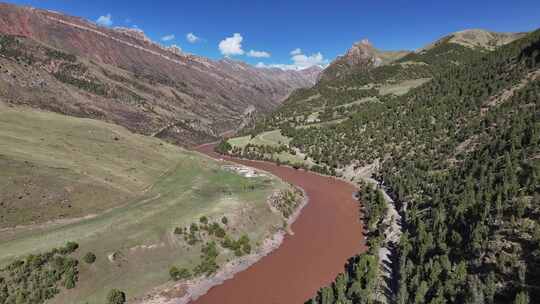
[0,103,296,303]
[222,28,540,303]
[424,29,526,51]
[0,2,320,146]
[319,29,525,84]
[241,28,527,140]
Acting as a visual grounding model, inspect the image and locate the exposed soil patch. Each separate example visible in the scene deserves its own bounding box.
[187,143,366,304]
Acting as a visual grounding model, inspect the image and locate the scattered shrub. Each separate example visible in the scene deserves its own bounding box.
[61,241,79,254]
[169,266,192,281]
[194,242,219,276]
[107,289,126,304]
[83,252,96,264]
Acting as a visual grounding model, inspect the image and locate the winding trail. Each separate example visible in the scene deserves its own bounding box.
[192,143,366,304]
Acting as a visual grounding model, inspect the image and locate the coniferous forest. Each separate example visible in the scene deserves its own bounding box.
[229,29,540,304]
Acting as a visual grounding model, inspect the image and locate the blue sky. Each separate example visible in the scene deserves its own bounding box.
[6,0,540,69]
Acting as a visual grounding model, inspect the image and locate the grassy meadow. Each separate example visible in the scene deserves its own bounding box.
[0,104,287,303]
[227,130,312,166]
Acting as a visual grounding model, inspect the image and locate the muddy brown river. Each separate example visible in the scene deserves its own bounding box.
[192,143,366,304]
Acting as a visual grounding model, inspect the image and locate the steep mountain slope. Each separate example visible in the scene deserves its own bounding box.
[320,29,525,84]
[223,28,540,303]
[247,28,528,137]
[0,2,320,146]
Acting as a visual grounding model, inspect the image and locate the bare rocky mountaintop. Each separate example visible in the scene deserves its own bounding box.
[320,39,410,82]
[0,2,321,146]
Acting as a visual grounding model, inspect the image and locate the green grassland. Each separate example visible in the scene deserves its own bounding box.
[0,103,287,303]
[0,102,189,227]
[227,130,312,166]
[377,78,431,96]
[228,129,291,148]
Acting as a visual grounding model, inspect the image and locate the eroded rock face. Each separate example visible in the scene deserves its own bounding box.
[320,39,409,82]
[0,3,321,146]
[343,39,382,67]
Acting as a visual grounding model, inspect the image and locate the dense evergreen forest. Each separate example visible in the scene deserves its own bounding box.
[231,29,540,303]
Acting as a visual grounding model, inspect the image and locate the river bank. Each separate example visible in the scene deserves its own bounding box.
[139,184,309,304]
[181,143,366,304]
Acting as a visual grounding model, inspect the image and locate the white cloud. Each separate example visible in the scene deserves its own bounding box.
[186,32,200,43]
[256,49,328,70]
[255,62,293,70]
[290,48,302,55]
[291,52,326,69]
[219,33,244,56]
[96,13,113,27]
[247,50,271,58]
[161,34,175,42]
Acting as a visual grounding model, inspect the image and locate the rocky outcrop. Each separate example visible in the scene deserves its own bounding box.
[320,39,409,82]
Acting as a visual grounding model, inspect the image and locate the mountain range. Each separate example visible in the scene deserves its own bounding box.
[0,2,321,146]
[320,29,526,82]
[2,3,527,148]
[1,1,539,304]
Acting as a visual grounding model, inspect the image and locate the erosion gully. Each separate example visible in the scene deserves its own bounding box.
[191,143,366,304]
